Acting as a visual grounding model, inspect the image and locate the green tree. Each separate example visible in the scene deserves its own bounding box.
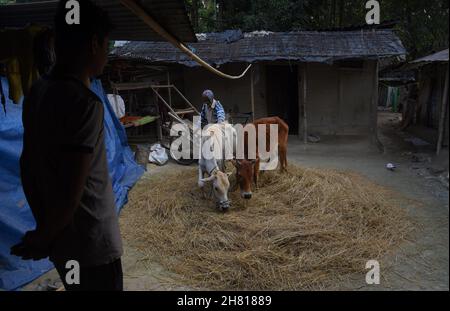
[185,0,448,60]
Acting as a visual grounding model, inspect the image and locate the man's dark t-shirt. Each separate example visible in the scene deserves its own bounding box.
[20,68,123,267]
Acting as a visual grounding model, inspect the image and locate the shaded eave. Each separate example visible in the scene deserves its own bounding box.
[111,29,407,67]
[409,49,449,67]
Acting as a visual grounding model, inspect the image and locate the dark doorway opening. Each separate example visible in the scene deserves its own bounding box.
[266,65,299,134]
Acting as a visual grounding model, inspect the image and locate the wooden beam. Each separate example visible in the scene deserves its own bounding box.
[437,64,449,155]
[250,66,255,121]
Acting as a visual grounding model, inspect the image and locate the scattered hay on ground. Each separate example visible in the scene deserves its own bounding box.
[120,164,414,290]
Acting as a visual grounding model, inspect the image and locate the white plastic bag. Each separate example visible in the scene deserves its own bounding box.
[107,94,126,119]
[148,143,169,165]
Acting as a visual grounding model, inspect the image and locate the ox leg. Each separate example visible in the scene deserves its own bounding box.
[279,145,287,172]
[198,167,207,199]
[253,159,260,189]
[198,166,204,188]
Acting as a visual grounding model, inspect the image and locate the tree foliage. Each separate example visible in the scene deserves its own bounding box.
[185,0,449,59]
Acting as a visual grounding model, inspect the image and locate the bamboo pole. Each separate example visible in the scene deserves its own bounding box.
[120,0,251,80]
[112,82,200,115]
[250,66,255,121]
[152,87,178,116]
[171,85,200,114]
[154,86,163,142]
[436,64,449,155]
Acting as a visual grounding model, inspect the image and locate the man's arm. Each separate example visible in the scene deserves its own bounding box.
[20,92,46,229]
[200,103,208,128]
[215,101,226,123]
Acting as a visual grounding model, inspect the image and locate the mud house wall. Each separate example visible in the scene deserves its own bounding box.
[413,63,449,146]
[183,62,267,120]
[305,61,375,135]
[182,60,375,136]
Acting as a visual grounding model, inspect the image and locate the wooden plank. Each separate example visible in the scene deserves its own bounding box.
[437,64,449,155]
[111,81,155,91]
[174,108,195,115]
[151,84,175,88]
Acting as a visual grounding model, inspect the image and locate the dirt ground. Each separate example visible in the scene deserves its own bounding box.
[23,111,449,291]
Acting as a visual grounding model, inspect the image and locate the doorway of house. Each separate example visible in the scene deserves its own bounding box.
[266,65,299,134]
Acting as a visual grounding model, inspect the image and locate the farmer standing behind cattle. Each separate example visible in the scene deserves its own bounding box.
[199,89,226,128]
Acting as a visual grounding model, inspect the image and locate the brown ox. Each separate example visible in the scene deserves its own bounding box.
[232,116,289,199]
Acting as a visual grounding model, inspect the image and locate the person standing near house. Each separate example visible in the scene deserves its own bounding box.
[200,89,226,128]
[11,0,123,291]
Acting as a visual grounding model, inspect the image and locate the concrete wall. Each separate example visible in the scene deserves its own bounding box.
[305,61,376,135]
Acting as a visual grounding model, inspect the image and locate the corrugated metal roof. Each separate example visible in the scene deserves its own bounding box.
[0,0,196,42]
[410,49,449,64]
[111,29,407,66]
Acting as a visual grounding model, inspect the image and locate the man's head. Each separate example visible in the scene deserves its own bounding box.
[54,0,113,77]
[202,89,214,105]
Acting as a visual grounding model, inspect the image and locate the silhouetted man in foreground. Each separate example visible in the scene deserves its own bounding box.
[12,0,123,291]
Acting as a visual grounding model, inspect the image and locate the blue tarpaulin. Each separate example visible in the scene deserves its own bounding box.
[0,77,144,290]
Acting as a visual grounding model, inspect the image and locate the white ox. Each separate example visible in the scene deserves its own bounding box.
[198,123,236,211]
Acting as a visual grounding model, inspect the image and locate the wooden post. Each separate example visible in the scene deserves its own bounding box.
[299,63,308,143]
[437,64,449,155]
[250,66,255,121]
[167,71,172,107]
[337,67,343,135]
[371,60,380,148]
[154,86,163,142]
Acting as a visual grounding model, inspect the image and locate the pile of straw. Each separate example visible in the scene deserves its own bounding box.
[120,165,414,290]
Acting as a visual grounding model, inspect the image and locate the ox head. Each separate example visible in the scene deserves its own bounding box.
[232,159,256,199]
[200,170,232,211]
